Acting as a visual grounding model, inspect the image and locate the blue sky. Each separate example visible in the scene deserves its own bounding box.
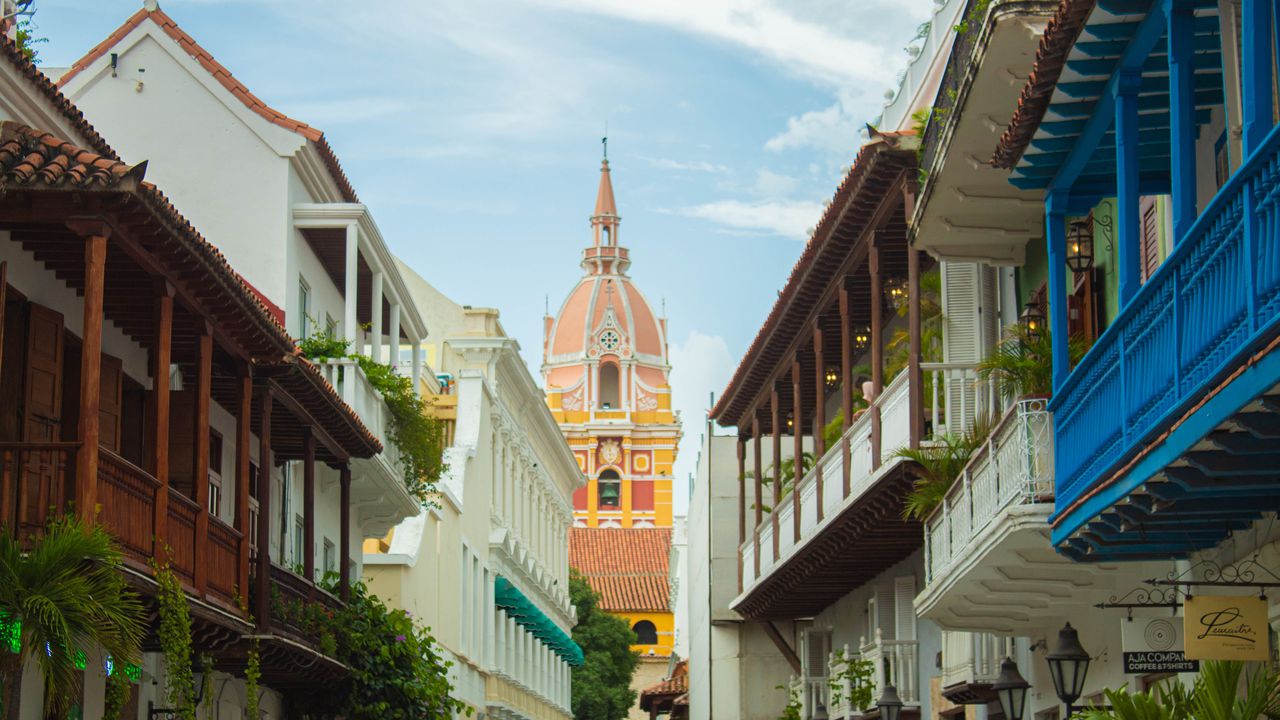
[33,0,934,512]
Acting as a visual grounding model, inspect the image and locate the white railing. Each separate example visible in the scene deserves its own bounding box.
[924,397,1053,582]
[941,631,1010,689]
[317,358,401,469]
[740,373,912,589]
[920,362,1003,438]
[790,673,830,720]
[861,630,920,707]
[828,646,869,719]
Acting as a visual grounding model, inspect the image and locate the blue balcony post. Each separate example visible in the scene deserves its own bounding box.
[1046,193,1069,392]
[1167,0,1197,242]
[1242,0,1273,156]
[1115,69,1142,306]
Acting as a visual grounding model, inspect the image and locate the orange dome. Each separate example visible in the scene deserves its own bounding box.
[546,274,667,363]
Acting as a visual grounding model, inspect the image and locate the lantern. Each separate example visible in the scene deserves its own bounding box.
[876,684,903,720]
[1066,217,1094,273]
[1046,622,1091,717]
[1021,301,1045,343]
[992,657,1031,720]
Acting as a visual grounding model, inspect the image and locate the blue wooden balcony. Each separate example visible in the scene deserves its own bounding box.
[1000,0,1280,559]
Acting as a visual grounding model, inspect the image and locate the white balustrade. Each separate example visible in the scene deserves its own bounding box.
[317,357,401,469]
[925,397,1053,581]
[920,363,1002,439]
[942,631,1009,689]
[860,629,920,707]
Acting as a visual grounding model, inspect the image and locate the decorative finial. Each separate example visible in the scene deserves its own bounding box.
[602,134,608,161]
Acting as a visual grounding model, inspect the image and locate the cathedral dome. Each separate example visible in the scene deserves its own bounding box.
[547,274,666,363]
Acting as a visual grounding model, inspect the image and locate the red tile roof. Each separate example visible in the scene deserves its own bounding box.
[0,34,116,159]
[59,6,359,203]
[991,0,1096,169]
[640,660,688,710]
[0,121,380,458]
[569,527,671,612]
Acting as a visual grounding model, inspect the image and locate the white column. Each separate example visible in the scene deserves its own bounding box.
[388,302,401,367]
[411,341,422,390]
[370,271,384,363]
[344,223,359,346]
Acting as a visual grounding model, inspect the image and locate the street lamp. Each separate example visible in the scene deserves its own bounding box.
[1046,622,1091,719]
[854,326,871,353]
[876,684,903,720]
[825,365,840,390]
[886,278,909,311]
[992,657,1031,720]
[1065,217,1094,273]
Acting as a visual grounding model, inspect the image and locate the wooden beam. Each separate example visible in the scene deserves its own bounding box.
[340,463,351,601]
[738,436,746,594]
[73,229,107,522]
[234,365,252,610]
[771,387,780,562]
[908,245,923,448]
[193,322,212,594]
[762,621,803,674]
[812,326,825,522]
[255,388,273,633]
[303,428,316,595]
[869,243,884,468]
[264,377,351,463]
[839,286,852,498]
[792,360,802,544]
[150,284,173,558]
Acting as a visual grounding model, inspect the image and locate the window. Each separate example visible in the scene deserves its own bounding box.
[632,620,657,645]
[325,313,337,337]
[598,362,620,409]
[248,462,260,552]
[323,539,336,576]
[597,469,621,508]
[298,276,312,339]
[208,431,223,518]
[294,514,305,567]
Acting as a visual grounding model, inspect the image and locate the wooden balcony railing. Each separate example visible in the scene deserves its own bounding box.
[98,450,158,561]
[165,491,200,587]
[0,441,79,537]
[207,519,242,608]
[259,563,344,651]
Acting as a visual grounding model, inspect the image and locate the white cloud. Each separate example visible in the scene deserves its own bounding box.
[752,168,798,196]
[668,330,736,514]
[639,156,730,173]
[765,99,870,153]
[680,199,822,240]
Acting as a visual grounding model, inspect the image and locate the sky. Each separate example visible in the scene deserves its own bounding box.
[32,0,937,515]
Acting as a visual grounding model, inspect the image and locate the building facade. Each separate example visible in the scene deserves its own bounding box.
[0,15,419,719]
[365,262,582,720]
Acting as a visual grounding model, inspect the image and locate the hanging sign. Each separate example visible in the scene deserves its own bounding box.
[1184,595,1270,661]
[1121,616,1198,674]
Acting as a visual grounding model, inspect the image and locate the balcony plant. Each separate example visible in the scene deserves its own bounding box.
[747,453,817,514]
[895,415,993,520]
[978,323,1086,400]
[1077,660,1280,720]
[297,327,447,505]
[829,649,875,712]
[0,514,145,719]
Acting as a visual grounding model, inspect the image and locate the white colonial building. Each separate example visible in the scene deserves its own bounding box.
[365,261,582,720]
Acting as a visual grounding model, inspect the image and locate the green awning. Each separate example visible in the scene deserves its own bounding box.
[494,576,584,667]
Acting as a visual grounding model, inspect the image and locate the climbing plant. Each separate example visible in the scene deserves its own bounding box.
[296,326,447,505]
[151,560,196,720]
[245,640,261,720]
[828,649,876,712]
[102,665,131,719]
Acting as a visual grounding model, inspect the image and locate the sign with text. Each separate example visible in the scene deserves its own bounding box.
[1184,595,1270,661]
[1121,616,1198,674]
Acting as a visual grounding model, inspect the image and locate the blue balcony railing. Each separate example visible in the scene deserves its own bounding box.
[1051,122,1280,540]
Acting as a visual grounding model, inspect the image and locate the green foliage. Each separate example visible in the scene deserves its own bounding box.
[151,560,196,720]
[953,0,993,34]
[297,326,447,505]
[1077,660,1280,720]
[777,683,802,720]
[885,269,943,381]
[102,666,132,719]
[569,572,639,720]
[828,650,876,712]
[978,323,1087,400]
[245,640,261,720]
[293,578,466,719]
[895,415,993,520]
[747,453,817,514]
[11,2,47,63]
[0,514,144,717]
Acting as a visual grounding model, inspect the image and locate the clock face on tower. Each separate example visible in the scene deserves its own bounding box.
[599,330,620,351]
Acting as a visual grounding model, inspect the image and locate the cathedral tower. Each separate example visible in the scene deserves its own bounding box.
[543,152,681,530]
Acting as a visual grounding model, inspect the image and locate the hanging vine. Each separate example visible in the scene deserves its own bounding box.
[245,640,261,720]
[102,666,131,719]
[151,560,197,720]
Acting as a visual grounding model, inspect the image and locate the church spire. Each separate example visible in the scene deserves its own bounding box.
[584,139,629,275]
[593,137,618,221]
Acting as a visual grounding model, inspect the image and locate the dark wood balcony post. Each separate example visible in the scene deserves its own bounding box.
[839,286,852,497]
[193,322,212,594]
[736,437,746,546]
[303,428,316,594]
[770,387,780,561]
[869,242,884,468]
[812,325,824,521]
[752,416,762,531]
[234,366,251,607]
[67,222,108,522]
[149,283,173,557]
[255,390,273,633]
[791,359,801,543]
[339,462,351,601]
[908,245,923,449]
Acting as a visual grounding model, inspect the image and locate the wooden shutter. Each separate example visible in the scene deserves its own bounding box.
[98,354,122,453]
[876,585,896,640]
[895,576,917,642]
[1140,196,1162,283]
[23,303,64,442]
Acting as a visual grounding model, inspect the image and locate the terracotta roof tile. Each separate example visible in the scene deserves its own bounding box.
[991,0,1096,169]
[0,34,116,160]
[570,527,671,612]
[640,660,689,710]
[59,6,359,203]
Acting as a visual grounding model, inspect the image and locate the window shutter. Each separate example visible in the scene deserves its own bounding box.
[877,585,896,640]
[895,576,917,642]
[99,354,122,453]
[942,263,993,434]
[979,265,1000,355]
[1140,197,1162,283]
[804,630,832,678]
